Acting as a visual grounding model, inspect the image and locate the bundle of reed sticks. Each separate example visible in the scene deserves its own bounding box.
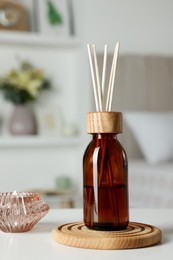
[87,42,120,112]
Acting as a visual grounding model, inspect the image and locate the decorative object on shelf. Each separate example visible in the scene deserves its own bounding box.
[36,0,70,36]
[47,0,63,25]
[55,175,73,191]
[63,123,79,136]
[9,103,37,135]
[36,106,63,136]
[0,59,51,135]
[0,191,49,232]
[0,0,28,31]
[0,59,50,104]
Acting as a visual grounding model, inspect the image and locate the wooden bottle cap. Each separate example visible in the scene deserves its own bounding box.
[87,112,122,134]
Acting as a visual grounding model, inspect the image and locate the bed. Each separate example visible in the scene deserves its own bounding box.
[97,54,173,208]
[128,159,173,208]
[124,110,173,208]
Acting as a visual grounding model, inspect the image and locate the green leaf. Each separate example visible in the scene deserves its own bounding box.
[47,0,63,25]
[0,84,35,104]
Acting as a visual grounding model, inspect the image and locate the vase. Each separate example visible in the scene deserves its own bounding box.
[9,104,37,135]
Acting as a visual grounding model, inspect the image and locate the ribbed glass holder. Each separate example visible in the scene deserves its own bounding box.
[0,191,49,232]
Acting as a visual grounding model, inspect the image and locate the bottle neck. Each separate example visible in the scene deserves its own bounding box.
[92,133,118,140]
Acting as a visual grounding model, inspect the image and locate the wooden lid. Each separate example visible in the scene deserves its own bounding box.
[87,112,122,134]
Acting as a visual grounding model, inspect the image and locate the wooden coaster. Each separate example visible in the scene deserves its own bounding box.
[52,221,162,250]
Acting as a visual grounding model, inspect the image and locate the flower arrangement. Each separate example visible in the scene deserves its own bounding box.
[0,60,50,104]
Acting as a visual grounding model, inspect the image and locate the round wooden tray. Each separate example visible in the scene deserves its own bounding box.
[52,221,162,250]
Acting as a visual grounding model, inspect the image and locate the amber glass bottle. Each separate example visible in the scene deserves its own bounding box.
[83,112,129,231]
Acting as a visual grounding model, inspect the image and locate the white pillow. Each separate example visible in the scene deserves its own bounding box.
[124,111,173,164]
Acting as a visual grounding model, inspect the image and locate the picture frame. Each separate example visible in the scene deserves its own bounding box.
[36,106,64,136]
[0,0,29,32]
[17,0,37,32]
[36,0,70,36]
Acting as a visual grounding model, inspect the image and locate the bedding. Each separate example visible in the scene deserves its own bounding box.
[129,159,173,208]
[124,111,173,164]
[98,54,173,208]
[124,111,173,208]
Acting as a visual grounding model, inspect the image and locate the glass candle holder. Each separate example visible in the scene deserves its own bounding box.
[0,191,49,232]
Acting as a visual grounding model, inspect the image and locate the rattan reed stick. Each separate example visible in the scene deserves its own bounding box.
[92,44,103,111]
[87,44,99,112]
[87,42,120,112]
[101,44,108,105]
[106,42,120,111]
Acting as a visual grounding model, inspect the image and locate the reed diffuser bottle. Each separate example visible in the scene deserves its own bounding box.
[84,42,129,230]
[83,112,129,230]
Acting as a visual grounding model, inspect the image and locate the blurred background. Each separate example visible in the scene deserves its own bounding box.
[0,0,173,208]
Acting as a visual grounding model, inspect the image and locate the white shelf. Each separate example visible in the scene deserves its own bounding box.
[0,31,80,47]
[0,136,82,147]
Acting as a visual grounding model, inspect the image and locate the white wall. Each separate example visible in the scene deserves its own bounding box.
[73,0,173,54]
[0,0,173,197]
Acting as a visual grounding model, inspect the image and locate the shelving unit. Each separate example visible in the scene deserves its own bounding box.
[0,135,82,148]
[0,3,87,193]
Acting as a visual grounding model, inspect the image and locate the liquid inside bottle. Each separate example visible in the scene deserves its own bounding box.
[83,133,129,231]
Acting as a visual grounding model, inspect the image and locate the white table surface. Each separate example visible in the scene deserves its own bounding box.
[0,208,173,260]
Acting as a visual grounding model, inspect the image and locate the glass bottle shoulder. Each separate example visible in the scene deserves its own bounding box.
[83,133,128,166]
[85,134,125,151]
